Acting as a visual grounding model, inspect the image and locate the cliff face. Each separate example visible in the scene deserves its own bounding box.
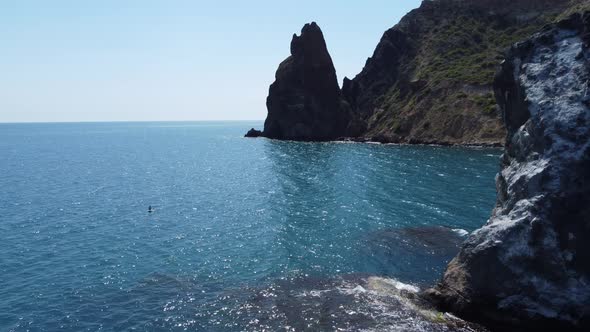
[427,12,590,330]
[262,23,358,141]
[343,0,572,145]
[252,0,576,144]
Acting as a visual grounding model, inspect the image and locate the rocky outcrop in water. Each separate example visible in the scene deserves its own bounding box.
[249,0,579,144]
[426,12,590,330]
[260,22,358,141]
[244,128,262,138]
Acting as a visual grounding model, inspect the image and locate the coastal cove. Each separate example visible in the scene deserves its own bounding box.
[246,0,590,328]
[2,0,590,330]
[0,121,500,331]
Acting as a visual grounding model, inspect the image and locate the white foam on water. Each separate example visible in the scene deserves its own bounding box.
[452,228,469,237]
[373,277,421,293]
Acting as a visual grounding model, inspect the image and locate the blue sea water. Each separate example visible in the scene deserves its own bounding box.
[0,122,501,331]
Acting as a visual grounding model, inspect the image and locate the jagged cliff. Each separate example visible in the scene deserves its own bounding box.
[343,0,573,145]
[249,0,584,144]
[261,22,359,141]
[426,12,590,330]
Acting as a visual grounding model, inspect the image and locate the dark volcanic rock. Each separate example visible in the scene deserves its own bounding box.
[262,22,357,141]
[426,12,590,331]
[244,128,262,138]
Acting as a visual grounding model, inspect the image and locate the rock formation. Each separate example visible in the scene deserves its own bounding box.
[343,0,572,145]
[261,22,358,141]
[244,128,262,138]
[426,12,590,330]
[250,0,581,145]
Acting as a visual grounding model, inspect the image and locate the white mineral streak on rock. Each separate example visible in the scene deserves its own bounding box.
[431,13,590,330]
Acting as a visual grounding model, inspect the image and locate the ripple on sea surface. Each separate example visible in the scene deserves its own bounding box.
[0,122,500,331]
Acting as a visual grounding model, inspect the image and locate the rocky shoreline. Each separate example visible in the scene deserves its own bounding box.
[338,136,504,148]
[426,11,590,331]
[246,131,504,148]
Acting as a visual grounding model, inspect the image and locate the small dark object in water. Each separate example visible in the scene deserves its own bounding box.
[245,128,262,138]
[148,205,154,213]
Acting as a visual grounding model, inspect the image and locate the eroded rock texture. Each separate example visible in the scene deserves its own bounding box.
[262,22,357,141]
[428,12,590,330]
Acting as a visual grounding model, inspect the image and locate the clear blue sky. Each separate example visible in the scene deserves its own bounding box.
[0,0,422,122]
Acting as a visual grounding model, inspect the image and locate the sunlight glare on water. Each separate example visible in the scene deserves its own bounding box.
[0,122,499,331]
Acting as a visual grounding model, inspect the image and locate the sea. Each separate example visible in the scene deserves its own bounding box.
[0,122,501,331]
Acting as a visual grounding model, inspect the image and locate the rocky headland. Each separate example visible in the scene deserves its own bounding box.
[426,11,590,331]
[247,0,586,145]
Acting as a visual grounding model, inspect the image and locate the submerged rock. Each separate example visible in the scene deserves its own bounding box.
[427,12,590,330]
[261,22,358,141]
[229,274,486,331]
[361,226,467,286]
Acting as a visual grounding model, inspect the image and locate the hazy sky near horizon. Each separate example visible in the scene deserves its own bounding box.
[0,0,422,122]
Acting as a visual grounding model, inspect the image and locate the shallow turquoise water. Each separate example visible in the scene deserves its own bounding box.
[0,122,500,331]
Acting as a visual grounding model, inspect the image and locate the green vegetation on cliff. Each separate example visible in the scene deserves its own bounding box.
[414,16,555,85]
[558,0,590,19]
[343,0,580,145]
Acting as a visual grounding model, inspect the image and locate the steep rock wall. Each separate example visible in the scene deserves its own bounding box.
[343,0,571,145]
[427,12,590,330]
[262,22,358,141]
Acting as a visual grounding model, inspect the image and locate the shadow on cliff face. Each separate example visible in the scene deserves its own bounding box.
[359,226,467,286]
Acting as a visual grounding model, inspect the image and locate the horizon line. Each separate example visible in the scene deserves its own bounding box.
[0,119,265,125]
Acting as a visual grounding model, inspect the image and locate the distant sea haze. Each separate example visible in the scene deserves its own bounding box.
[0,122,499,331]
